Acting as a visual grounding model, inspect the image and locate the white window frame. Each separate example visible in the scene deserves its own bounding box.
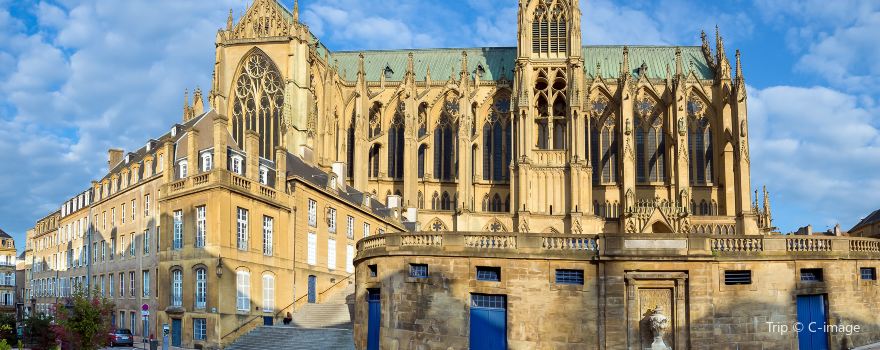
[307,199,317,227]
[144,194,150,217]
[346,244,355,273]
[195,268,206,309]
[262,274,275,312]
[259,166,269,185]
[262,216,273,256]
[237,208,248,250]
[171,270,182,307]
[193,318,207,341]
[307,232,317,266]
[230,155,243,175]
[327,238,336,270]
[201,152,213,172]
[347,216,354,239]
[179,160,188,178]
[327,208,337,233]
[363,223,371,238]
[236,270,250,311]
[142,270,150,297]
[195,206,206,248]
[173,210,183,250]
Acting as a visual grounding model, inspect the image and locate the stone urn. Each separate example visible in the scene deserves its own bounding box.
[647,305,670,350]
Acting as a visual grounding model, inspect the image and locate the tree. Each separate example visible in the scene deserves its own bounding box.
[52,288,115,350]
[0,313,16,345]
[21,313,54,350]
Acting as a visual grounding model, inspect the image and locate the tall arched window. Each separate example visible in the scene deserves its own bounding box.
[171,269,182,307]
[635,97,664,183]
[434,98,458,181]
[236,269,250,311]
[368,102,382,138]
[417,145,427,179]
[491,194,503,212]
[417,191,424,209]
[387,104,405,179]
[346,114,356,179]
[262,274,275,312]
[431,192,440,210]
[532,0,568,56]
[195,268,206,309]
[535,69,568,150]
[483,96,511,181]
[589,96,617,184]
[441,192,451,211]
[231,50,284,160]
[687,97,714,185]
[368,145,381,178]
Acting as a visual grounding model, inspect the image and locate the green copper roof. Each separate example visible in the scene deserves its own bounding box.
[331,46,714,83]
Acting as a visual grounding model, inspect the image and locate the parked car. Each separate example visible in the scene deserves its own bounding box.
[109,328,134,347]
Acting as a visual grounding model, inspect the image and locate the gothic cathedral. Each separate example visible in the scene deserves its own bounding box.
[209,0,773,236]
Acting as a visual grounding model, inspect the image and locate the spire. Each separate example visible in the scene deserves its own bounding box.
[425,63,432,84]
[460,51,468,75]
[357,52,365,79]
[674,47,683,77]
[596,61,602,79]
[227,9,233,31]
[193,87,204,116]
[182,89,194,122]
[293,0,300,23]
[735,49,744,83]
[407,52,415,76]
[754,189,760,212]
[716,26,731,80]
[620,46,630,79]
[763,185,772,226]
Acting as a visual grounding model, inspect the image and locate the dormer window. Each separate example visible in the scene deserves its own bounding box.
[258,166,269,185]
[383,65,394,80]
[230,155,244,175]
[179,160,188,178]
[201,153,213,172]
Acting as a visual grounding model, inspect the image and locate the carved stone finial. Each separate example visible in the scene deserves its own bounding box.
[621,46,630,77]
[227,9,233,31]
[407,52,415,75]
[596,61,602,78]
[700,30,716,71]
[357,52,365,77]
[735,49,744,83]
[460,50,468,74]
[293,0,300,23]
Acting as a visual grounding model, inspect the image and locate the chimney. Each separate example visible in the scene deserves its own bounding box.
[386,195,401,209]
[299,144,314,163]
[331,162,346,190]
[404,207,418,223]
[245,130,260,181]
[274,146,288,188]
[108,149,124,169]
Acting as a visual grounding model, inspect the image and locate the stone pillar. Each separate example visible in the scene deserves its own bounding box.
[275,147,288,188]
[187,128,199,175]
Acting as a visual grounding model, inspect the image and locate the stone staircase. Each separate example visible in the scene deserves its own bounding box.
[226,282,355,350]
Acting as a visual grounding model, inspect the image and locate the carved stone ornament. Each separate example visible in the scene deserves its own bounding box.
[647,306,671,350]
[518,217,530,233]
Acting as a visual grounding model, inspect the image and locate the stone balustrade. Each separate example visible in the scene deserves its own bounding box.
[355,232,880,261]
[162,169,281,204]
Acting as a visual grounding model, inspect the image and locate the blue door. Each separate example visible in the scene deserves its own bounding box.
[171,318,182,347]
[263,316,273,326]
[367,289,381,350]
[308,275,317,303]
[469,294,507,350]
[797,295,828,350]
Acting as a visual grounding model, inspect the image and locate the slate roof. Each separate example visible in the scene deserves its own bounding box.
[0,228,10,239]
[332,46,713,82]
[286,155,397,222]
[851,209,880,232]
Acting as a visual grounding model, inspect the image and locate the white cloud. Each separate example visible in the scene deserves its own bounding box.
[748,85,880,231]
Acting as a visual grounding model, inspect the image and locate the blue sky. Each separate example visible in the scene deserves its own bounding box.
[0,0,878,249]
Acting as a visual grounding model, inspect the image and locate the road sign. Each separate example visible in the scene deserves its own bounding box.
[142,310,149,317]
[142,304,149,311]
[162,324,169,336]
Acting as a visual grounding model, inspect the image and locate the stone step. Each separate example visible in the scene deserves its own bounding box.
[226,326,354,350]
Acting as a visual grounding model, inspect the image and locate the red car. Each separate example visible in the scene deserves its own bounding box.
[109,328,134,347]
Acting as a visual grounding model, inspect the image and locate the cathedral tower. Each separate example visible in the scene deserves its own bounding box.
[513,0,597,233]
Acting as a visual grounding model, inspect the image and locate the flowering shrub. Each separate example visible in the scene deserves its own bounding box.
[52,288,115,350]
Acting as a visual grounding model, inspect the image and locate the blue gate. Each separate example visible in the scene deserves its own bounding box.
[171,318,182,347]
[797,294,828,350]
[469,294,507,350]
[308,275,317,303]
[367,289,381,350]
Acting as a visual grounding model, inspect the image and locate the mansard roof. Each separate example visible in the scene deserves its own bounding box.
[0,228,10,239]
[851,209,880,232]
[332,46,713,82]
